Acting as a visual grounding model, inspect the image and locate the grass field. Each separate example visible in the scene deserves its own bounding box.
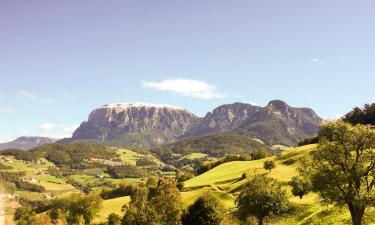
[93,196,130,224]
[180,153,208,160]
[117,148,163,165]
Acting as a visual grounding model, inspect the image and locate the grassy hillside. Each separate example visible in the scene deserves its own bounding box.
[152,133,270,157]
[3,144,375,225]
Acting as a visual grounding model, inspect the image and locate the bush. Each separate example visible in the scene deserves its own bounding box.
[263,160,276,172]
[182,191,225,225]
[100,182,136,199]
[250,148,269,160]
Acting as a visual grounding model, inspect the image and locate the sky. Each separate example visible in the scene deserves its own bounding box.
[1,0,375,142]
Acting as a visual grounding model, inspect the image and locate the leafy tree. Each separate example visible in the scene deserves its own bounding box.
[108,213,122,225]
[263,160,276,172]
[121,185,159,225]
[122,179,182,225]
[149,179,183,225]
[236,175,289,225]
[50,193,102,225]
[343,103,375,126]
[182,191,225,225]
[251,148,269,160]
[301,121,375,225]
[146,177,158,188]
[289,176,311,199]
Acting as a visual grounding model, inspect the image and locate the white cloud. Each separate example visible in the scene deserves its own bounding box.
[141,79,226,100]
[20,129,29,134]
[20,90,56,104]
[40,122,64,131]
[311,58,325,64]
[39,123,79,139]
[63,124,79,133]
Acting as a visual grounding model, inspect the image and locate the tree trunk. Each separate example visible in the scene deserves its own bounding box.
[348,203,365,225]
[299,194,303,199]
[258,217,264,225]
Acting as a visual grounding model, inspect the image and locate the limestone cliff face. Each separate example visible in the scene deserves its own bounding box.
[71,103,200,149]
[68,101,323,149]
[185,102,261,136]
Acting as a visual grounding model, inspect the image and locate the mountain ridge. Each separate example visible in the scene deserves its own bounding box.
[62,100,323,149]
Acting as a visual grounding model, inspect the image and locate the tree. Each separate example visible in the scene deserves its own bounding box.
[182,191,225,225]
[50,193,102,225]
[236,175,289,225]
[108,213,121,225]
[122,179,182,225]
[251,148,268,160]
[149,179,183,225]
[263,160,276,172]
[301,121,375,225]
[289,176,311,199]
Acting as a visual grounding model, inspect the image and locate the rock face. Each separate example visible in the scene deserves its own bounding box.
[185,102,261,136]
[233,100,323,146]
[0,136,57,150]
[68,101,323,149]
[70,103,200,149]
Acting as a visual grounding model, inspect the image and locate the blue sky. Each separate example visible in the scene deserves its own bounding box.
[1,0,375,142]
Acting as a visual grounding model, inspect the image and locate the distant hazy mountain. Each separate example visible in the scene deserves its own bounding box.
[0,136,57,150]
[65,101,322,149]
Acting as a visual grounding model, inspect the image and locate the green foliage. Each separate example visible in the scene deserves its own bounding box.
[107,164,147,178]
[182,191,225,225]
[146,177,158,188]
[263,160,276,172]
[135,157,158,166]
[289,176,311,199]
[108,213,122,225]
[0,171,26,182]
[250,148,269,160]
[152,133,269,161]
[343,103,375,125]
[301,121,375,225]
[101,182,136,200]
[50,193,102,225]
[236,175,289,225]
[298,136,319,146]
[198,154,251,174]
[0,162,12,170]
[2,143,117,169]
[15,180,46,192]
[122,179,182,225]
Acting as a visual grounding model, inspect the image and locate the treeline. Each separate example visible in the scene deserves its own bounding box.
[106,164,148,178]
[1,143,117,169]
[152,133,270,160]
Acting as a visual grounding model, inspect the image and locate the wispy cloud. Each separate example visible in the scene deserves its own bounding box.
[20,90,56,104]
[39,122,79,136]
[311,58,325,65]
[141,79,226,100]
[40,122,64,131]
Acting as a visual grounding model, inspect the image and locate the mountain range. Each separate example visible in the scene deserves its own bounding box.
[60,100,322,149]
[0,136,57,150]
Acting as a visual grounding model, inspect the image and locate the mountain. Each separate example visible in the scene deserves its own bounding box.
[66,101,322,149]
[233,100,323,146]
[0,136,57,150]
[65,103,200,149]
[184,102,261,137]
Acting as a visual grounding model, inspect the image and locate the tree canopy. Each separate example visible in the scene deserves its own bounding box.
[301,121,375,225]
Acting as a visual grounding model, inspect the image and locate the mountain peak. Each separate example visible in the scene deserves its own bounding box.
[267,100,288,108]
[100,103,185,111]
